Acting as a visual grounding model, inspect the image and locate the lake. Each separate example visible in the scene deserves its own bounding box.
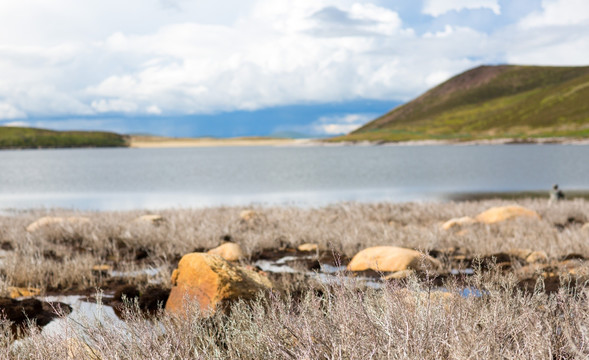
[1,144,588,210]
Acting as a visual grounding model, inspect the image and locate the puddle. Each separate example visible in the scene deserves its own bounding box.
[109,266,165,284]
[254,260,298,274]
[110,266,163,278]
[450,268,475,275]
[320,264,347,273]
[256,255,383,288]
[257,255,487,295]
[39,295,125,337]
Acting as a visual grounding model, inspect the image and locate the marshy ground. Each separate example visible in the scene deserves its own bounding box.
[1,199,589,358]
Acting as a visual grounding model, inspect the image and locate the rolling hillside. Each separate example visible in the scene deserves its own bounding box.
[335,65,589,142]
[0,127,129,149]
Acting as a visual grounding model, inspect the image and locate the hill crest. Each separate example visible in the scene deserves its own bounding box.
[338,64,589,142]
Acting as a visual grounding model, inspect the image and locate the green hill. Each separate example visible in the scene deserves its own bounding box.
[0,127,129,149]
[334,65,589,142]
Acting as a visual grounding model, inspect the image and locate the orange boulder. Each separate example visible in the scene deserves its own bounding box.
[347,246,440,272]
[165,253,271,316]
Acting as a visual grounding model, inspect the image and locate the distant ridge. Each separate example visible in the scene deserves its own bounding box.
[334,65,589,142]
[0,126,128,149]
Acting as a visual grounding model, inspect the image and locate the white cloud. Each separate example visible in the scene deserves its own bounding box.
[146,105,162,115]
[0,0,587,125]
[311,113,375,135]
[423,0,501,17]
[518,0,589,28]
[91,99,139,113]
[0,103,27,120]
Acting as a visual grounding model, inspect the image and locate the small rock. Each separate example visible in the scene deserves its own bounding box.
[165,253,272,316]
[475,205,540,224]
[133,214,165,225]
[525,251,548,264]
[347,246,441,273]
[239,210,257,221]
[297,243,321,252]
[91,264,112,274]
[207,242,244,261]
[441,216,476,230]
[8,287,41,299]
[26,216,90,232]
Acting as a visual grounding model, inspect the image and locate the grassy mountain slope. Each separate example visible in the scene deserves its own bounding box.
[0,127,129,149]
[335,65,589,142]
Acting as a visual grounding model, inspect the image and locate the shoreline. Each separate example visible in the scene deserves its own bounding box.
[129,136,313,148]
[130,135,589,149]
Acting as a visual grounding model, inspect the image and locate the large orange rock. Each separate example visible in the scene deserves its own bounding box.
[165,253,271,316]
[207,242,244,261]
[26,216,90,232]
[347,246,441,272]
[475,205,540,224]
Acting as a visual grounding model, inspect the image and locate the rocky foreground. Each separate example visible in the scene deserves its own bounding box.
[1,200,589,358]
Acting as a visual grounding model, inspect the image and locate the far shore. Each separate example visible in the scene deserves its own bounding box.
[129,135,314,148]
[129,135,589,149]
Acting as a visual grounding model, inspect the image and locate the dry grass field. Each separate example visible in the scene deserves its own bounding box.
[1,199,589,358]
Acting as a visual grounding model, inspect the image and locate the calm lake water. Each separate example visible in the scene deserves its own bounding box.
[1,144,588,210]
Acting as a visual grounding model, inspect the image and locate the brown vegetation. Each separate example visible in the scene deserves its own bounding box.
[1,199,589,358]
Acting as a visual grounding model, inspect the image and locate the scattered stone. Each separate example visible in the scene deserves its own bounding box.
[91,264,112,275]
[475,205,540,224]
[297,243,321,252]
[207,242,244,261]
[133,214,165,225]
[26,216,90,232]
[8,287,41,299]
[239,210,257,221]
[525,251,548,264]
[165,253,272,316]
[441,216,476,230]
[347,246,441,273]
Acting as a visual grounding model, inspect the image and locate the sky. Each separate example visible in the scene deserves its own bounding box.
[0,0,588,137]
